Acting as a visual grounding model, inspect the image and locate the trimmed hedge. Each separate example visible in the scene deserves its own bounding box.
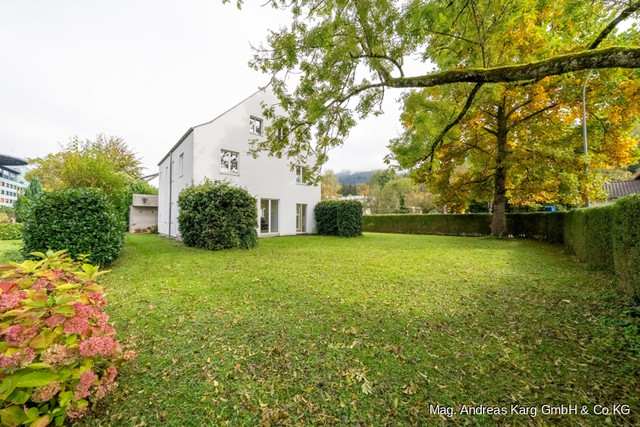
[22,188,124,266]
[564,205,615,271]
[315,200,363,237]
[364,196,640,300]
[0,223,23,240]
[363,213,564,241]
[364,214,491,236]
[177,181,258,250]
[612,195,640,300]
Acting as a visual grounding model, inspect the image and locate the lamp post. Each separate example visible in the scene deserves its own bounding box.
[582,69,593,207]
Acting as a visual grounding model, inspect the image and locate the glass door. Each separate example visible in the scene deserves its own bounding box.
[260,199,279,234]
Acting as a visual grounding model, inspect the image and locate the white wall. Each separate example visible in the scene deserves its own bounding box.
[158,88,321,238]
[158,131,194,237]
[192,89,320,236]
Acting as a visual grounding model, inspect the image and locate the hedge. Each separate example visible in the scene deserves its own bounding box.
[22,188,124,266]
[564,205,615,271]
[315,200,363,237]
[611,195,640,300]
[363,213,565,241]
[364,196,640,300]
[0,223,23,240]
[177,181,258,250]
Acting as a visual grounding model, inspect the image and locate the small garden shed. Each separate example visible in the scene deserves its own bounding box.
[129,194,158,233]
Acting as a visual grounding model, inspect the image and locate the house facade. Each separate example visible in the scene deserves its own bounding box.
[158,89,320,238]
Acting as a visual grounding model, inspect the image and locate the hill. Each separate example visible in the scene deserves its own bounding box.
[336,170,379,186]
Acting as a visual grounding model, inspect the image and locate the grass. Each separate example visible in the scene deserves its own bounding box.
[3,234,639,425]
[0,240,21,264]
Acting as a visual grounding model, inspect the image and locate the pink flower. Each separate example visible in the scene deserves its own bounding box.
[3,324,37,346]
[71,302,95,318]
[0,347,35,372]
[31,381,61,403]
[94,380,117,400]
[74,369,97,400]
[64,317,90,336]
[45,314,66,329]
[78,337,119,358]
[0,292,26,312]
[40,344,77,367]
[105,365,117,382]
[65,405,88,419]
[87,292,106,305]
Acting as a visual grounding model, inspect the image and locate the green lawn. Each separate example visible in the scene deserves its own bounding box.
[4,234,639,425]
[0,240,21,265]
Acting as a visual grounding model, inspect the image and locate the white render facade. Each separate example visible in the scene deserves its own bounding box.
[158,89,320,238]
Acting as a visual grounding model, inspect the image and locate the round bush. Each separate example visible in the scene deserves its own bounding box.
[178,181,258,250]
[22,188,124,266]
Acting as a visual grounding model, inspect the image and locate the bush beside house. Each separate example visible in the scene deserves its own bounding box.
[315,200,363,237]
[177,181,258,250]
[22,188,124,266]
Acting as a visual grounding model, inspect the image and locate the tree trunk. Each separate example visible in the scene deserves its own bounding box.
[491,103,509,237]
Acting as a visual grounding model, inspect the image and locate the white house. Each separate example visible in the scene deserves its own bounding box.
[158,88,321,238]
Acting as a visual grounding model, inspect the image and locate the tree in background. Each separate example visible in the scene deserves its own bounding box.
[14,177,43,223]
[338,184,358,197]
[365,170,437,214]
[27,135,156,226]
[321,169,341,200]
[385,1,640,234]
[0,206,15,223]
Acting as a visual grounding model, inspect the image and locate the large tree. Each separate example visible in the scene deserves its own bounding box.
[238,0,640,234]
[387,2,640,233]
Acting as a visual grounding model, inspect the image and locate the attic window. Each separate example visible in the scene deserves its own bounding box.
[220,150,239,174]
[249,116,263,135]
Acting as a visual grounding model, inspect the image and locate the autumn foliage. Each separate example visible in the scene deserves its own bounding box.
[0,250,134,426]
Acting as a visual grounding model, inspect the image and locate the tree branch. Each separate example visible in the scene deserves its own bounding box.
[419,83,484,170]
[514,103,559,124]
[589,1,640,49]
[387,47,640,88]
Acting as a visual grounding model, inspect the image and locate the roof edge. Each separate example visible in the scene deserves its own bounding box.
[157,88,268,167]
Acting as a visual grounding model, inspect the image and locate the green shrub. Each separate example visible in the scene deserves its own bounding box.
[564,206,615,271]
[315,201,363,237]
[177,181,258,250]
[22,188,124,266]
[612,195,640,300]
[0,250,134,425]
[14,178,43,223]
[0,223,23,240]
[363,214,492,236]
[506,213,566,243]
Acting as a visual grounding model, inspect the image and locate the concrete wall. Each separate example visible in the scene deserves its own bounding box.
[129,206,158,232]
[158,88,321,238]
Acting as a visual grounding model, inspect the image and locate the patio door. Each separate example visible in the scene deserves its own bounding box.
[260,199,279,234]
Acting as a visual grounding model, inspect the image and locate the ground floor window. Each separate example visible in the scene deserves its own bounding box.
[296,203,307,233]
[260,199,279,233]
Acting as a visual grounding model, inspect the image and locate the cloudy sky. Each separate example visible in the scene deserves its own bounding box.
[0,0,410,176]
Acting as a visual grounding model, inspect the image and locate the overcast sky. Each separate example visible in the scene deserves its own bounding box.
[0,0,409,176]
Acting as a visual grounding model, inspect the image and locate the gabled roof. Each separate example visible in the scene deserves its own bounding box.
[604,174,640,199]
[157,89,264,166]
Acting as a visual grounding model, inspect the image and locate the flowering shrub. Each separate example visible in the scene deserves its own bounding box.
[0,250,134,426]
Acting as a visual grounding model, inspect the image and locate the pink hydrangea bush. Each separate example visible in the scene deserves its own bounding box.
[0,250,134,426]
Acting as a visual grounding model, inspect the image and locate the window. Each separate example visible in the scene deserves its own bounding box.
[220,150,239,174]
[178,153,184,177]
[296,204,307,233]
[295,166,305,184]
[260,199,279,234]
[249,116,263,135]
